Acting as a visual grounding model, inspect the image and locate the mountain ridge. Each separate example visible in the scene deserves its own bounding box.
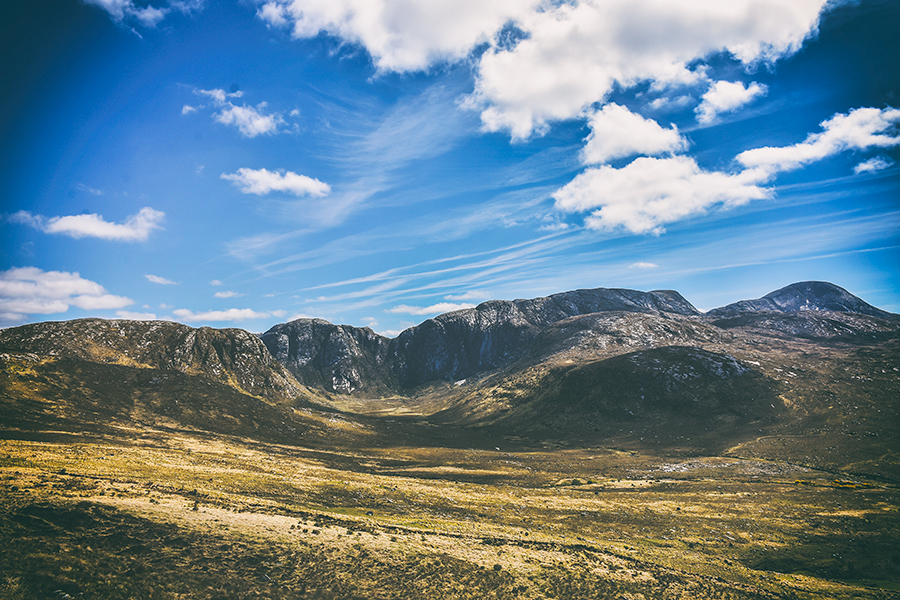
[706,281,894,318]
[261,281,895,395]
[259,286,700,394]
[2,279,899,475]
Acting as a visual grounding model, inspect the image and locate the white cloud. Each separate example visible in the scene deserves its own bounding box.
[695,80,767,124]
[255,0,537,72]
[145,274,177,285]
[194,88,287,138]
[582,104,687,165]
[737,106,900,173]
[553,156,771,235]
[76,183,104,196]
[387,302,475,315]
[83,0,203,27]
[215,103,283,137]
[469,0,827,138]
[172,308,273,323]
[10,207,164,242]
[0,267,133,326]
[116,310,159,320]
[854,156,894,174]
[648,94,694,112]
[214,291,244,298]
[256,0,827,140]
[444,290,491,301]
[221,168,330,197]
[182,104,197,115]
[629,262,659,269]
[210,280,222,286]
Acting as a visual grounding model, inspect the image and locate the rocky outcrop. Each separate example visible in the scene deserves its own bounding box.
[261,287,701,393]
[389,288,700,387]
[0,318,306,402]
[259,319,394,395]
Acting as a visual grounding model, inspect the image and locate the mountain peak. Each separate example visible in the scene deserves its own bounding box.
[707,281,893,318]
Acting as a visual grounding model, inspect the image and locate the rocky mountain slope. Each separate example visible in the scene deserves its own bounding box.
[261,287,700,395]
[260,281,898,396]
[1,281,898,473]
[707,281,893,318]
[0,318,307,402]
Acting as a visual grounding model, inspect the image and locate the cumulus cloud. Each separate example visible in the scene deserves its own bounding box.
[83,0,203,28]
[737,106,900,173]
[554,105,900,234]
[553,156,771,235]
[695,80,768,124]
[193,88,286,137]
[9,207,164,242]
[214,291,244,298]
[221,168,331,197]
[582,104,687,165]
[0,267,133,326]
[629,262,659,269]
[387,302,476,315]
[469,0,827,138]
[145,274,177,285]
[255,0,537,72]
[256,0,828,140]
[172,308,273,323]
[854,156,894,174]
[215,104,283,137]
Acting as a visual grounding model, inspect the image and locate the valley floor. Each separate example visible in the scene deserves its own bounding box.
[2,429,898,599]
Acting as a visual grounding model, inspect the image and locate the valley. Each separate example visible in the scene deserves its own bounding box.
[1,282,899,599]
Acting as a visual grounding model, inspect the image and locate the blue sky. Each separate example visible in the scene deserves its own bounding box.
[1,0,898,335]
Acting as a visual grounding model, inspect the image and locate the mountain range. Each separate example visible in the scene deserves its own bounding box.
[1,280,898,477]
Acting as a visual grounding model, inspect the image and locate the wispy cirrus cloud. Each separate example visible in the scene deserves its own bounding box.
[145,274,177,285]
[221,168,330,197]
[0,267,133,326]
[444,290,490,301]
[172,307,279,323]
[387,302,475,316]
[9,207,164,241]
[83,0,203,28]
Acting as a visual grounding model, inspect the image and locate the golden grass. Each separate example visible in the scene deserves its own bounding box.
[2,432,898,599]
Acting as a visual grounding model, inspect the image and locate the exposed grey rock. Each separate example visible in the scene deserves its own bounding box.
[261,287,701,392]
[259,318,395,395]
[706,281,894,318]
[0,318,306,402]
[707,310,900,342]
